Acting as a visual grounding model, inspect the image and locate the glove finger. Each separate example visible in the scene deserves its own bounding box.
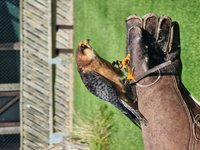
[128,26,148,75]
[156,16,171,53]
[167,22,181,61]
[126,15,142,52]
[169,22,180,53]
[126,15,142,29]
[142,13,158,41]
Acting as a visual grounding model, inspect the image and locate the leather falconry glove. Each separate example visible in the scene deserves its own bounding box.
[126,13,200,149]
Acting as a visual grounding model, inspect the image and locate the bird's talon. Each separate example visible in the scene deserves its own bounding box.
[112,60,122,68]
[113,54,130,70]
[127,67,135,80]
[121,54,130,68]
[112,61,116,66]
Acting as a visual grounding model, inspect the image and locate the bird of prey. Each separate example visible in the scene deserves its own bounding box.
[76,39,146,127]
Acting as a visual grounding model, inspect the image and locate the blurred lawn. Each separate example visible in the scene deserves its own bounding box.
[74,0,200,149]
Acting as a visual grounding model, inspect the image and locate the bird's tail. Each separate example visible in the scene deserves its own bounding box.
[120,100,147,128]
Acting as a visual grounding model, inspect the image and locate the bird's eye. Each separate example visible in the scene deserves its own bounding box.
[80,44,87,51]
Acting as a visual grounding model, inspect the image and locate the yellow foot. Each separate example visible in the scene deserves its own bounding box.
[121,54,130,68]
[127,67,135,80]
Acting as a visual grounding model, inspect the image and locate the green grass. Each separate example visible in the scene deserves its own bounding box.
[74,0,200,149]
[73,104,114,150]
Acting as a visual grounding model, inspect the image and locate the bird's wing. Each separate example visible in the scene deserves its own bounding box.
[79,70,119,103]
[79,70,143,127]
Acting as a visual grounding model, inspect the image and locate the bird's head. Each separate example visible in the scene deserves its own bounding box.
[76,39,96,68]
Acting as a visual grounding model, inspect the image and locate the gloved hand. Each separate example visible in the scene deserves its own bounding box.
[125,13,200,149]
[126,13,181,85]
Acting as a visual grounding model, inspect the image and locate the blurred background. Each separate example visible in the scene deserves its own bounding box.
[74,0,200,149]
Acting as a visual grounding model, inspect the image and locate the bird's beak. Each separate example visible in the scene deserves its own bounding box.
[82,39,90,45]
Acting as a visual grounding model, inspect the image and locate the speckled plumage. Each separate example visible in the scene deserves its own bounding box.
[79,70,144,127]
[76,40,145,128]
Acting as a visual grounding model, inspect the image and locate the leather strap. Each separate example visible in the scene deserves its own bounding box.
[130,60,172,84]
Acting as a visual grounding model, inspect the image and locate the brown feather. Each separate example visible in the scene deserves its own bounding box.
[76,41,126,95]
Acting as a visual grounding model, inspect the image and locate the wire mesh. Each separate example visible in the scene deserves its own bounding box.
[0,0,20,150]
[0,0,20,43]
[0,94,20,150]
[0,0,20,84]
[0,51,20,84]
[0,134,20,150]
